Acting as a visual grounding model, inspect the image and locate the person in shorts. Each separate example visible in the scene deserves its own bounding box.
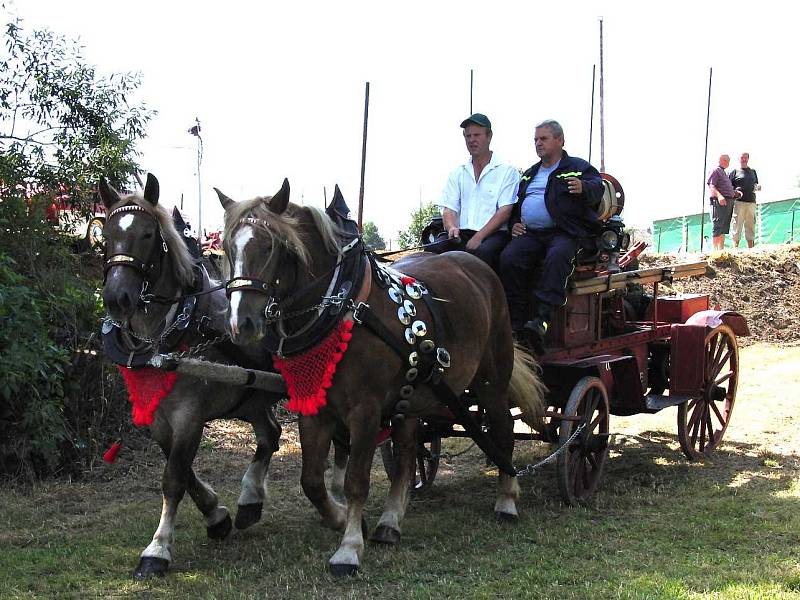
[706,154,741,250]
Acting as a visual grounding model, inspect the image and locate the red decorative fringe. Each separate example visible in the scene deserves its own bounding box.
[273,320,354,416]
[400,276,416,285]
[117,366,179,426]
[374,427,392,447]
[103,442,122,464]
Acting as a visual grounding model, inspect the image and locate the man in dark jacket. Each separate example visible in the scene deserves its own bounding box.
[498,120,603,349]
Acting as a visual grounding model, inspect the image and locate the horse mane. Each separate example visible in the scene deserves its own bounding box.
[112,195,196,287]
[223,197,343,269]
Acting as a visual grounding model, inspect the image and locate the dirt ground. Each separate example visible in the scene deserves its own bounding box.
[639,243,800,346]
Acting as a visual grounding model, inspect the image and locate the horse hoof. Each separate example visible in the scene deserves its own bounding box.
[207,514,233,539]
[235,503,263,530]
[369,525,401,545]
[133,557,169,580]
[495,511,519,524]
[329,563,359,577]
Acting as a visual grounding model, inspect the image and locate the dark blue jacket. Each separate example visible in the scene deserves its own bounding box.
[510,151,604,238]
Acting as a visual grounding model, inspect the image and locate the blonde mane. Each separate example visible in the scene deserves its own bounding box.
[223,197,343,268]
[110,194,196,287]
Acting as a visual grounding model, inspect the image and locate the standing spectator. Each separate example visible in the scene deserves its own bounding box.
[729,152,760,248]
[707,154,741,250]
[438,113,520,271]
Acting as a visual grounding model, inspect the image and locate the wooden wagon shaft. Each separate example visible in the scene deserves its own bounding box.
[569,261,708,296]
[148,354,287,394]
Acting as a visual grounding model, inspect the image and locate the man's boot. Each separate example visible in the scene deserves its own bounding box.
[523,303,554,355]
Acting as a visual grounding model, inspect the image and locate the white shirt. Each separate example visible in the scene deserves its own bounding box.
[438,153,520,231]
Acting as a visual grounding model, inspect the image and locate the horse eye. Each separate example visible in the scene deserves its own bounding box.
[143,232,153,239]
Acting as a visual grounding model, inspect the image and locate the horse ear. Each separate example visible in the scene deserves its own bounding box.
[268,178,290,214]
[172,207,188,231]
[214,187,235,210]
[99,178,121,210]
[144,173,160,205]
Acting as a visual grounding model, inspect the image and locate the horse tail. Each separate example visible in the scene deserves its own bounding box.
[508,343,547,433]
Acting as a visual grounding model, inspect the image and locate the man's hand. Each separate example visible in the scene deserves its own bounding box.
[565,177,583,195]
[511,222,526,237]
[448,226,460,239]
[718,197,727,206]
[465,234,482,251]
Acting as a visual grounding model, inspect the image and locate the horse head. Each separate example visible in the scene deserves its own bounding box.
[216,179,341,344]
[100,173,194,323]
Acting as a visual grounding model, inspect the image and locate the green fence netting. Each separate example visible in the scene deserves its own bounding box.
[652,197,800,252]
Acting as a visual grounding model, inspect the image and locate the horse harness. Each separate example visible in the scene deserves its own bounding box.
[225,199,517,475]
[102,203,254,373]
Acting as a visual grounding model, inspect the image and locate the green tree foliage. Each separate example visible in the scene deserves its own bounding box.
[397,202,440,249]
[361,221,385,250]
[0,18,153,478]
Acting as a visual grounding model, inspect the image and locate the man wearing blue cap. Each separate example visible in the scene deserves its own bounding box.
[437,113,520,271]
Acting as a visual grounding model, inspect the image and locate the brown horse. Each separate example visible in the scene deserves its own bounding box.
[100,174,286,579]
[216,180,546,576]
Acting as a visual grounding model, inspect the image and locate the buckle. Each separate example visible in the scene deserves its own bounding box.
[352,301,369,324]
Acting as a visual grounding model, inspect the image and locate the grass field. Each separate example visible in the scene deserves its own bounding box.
[1,344,799,599]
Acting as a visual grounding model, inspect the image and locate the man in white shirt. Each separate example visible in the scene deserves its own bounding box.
[437,113,520,270]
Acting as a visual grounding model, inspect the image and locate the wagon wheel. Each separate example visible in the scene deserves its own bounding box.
[556,376,610,506]
[380,426,441,494]
[677,324,738,460]
[86,217,105,250]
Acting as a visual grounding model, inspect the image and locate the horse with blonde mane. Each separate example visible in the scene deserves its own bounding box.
[100,174,285,579]
[217,179,546,576]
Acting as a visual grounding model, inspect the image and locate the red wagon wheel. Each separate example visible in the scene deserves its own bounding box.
[677,324,739,460]
[556,376,611,506]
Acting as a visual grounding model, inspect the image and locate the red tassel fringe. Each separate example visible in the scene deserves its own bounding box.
[117,366,179,426]
[103,442,122,464]
[400,276,416,285]
[274,320,354,416]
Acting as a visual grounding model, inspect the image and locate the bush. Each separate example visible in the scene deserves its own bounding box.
[0,195,133,479]
[397,202,440,249]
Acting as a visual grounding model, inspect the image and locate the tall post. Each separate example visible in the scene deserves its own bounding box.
[358,82,370,229]
[188,117,203,237]
[470,69,474,114]
[589,64,596,163]
[700,68,712,252]
[599,18,605,173]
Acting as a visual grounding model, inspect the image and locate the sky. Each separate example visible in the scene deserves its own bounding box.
[8,0,800,246]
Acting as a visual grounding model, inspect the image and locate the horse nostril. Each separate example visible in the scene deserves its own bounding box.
[119,291,135,315]
[239,316,256,336]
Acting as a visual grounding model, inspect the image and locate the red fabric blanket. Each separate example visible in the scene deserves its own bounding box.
[273,320,354,416]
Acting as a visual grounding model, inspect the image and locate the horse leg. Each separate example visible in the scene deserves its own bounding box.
[329,432,349,504]
[235,404,281,530]
[370,417,417,545]
[299,415,346,531]
[135,416,208,579]
[481,389,521,522]
[328,406,381,576]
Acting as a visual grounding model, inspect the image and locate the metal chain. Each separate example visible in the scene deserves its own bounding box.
[102,304,192,347]
[171,332,231,360]
[515,422,587,478]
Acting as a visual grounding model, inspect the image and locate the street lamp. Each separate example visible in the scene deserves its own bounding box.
[188,117,203,240]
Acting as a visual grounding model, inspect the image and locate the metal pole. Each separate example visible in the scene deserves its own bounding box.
[700,68,712,252]
[358,82,369,229]
[589,64,596,163]
[599,18,605,173]
[470,69,474,114]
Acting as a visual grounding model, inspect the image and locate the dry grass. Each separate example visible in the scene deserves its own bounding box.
[1,344,799,599]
